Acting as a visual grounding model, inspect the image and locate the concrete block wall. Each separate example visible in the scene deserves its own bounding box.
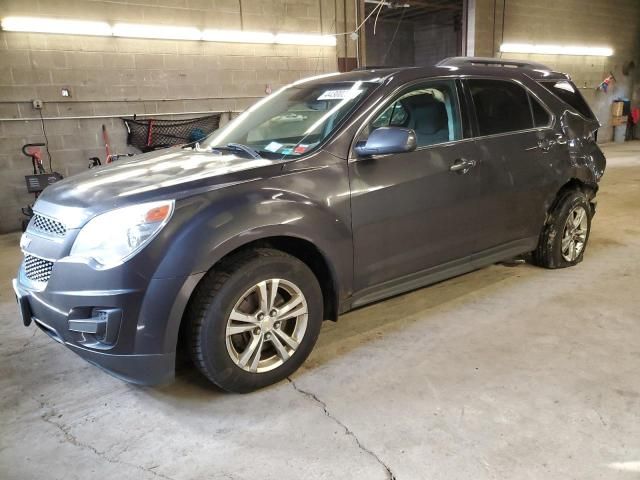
[0,0,350,233]
[468,0,640,142]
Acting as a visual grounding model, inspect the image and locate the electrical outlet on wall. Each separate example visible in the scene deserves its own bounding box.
[32,99,43,109]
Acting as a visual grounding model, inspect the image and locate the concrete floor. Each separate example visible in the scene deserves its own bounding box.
[1,142,639,480]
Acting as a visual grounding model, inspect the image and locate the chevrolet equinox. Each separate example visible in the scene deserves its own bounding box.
[14,57,606,392]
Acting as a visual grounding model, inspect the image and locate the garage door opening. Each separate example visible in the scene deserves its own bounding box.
[362,0,464,68]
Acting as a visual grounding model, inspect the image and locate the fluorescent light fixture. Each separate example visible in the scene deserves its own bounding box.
[275,33,336,46]
[1,16,111,36]
[204,30,336,46]
[203,29,275,43]
[500,43,613,56]
[0,16,340,46]
[112,23,201,41]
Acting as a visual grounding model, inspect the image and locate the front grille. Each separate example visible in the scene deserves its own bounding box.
[29,214,67,237]
[24,255,54,283]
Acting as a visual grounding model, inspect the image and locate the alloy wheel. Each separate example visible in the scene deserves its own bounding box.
[225,279,308,373]
[561,205,588,262]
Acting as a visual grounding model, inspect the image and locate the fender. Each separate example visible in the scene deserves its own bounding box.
[153,164,352,279]
[147,161,353,353]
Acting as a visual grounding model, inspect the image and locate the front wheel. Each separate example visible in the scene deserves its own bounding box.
[186,249,323,393]
[533,189,592,268]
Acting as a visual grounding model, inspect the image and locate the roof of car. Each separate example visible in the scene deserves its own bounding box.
[306,57,569,85]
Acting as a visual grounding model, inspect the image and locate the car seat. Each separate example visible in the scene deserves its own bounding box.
[406,95,450,146]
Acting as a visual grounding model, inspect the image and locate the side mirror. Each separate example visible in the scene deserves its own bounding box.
[354,127,417,157]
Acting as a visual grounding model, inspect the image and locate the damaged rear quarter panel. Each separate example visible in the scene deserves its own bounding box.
[560,110,606,187]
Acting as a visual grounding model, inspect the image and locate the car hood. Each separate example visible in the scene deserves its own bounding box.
[35,147,279,226]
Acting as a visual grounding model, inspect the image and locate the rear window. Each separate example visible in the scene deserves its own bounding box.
[540,80,595,119]
[467,79,533,136]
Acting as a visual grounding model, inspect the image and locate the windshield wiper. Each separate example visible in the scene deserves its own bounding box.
[210,143,262,159]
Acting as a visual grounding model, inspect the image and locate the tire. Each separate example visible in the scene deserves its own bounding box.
[533,189,592,269]
[186,248,323,393]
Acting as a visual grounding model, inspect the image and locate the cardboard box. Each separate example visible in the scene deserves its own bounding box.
[612,101,624,116]
[611,115,628,126]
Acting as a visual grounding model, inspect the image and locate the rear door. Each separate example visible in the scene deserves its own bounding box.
[462,78,558,251]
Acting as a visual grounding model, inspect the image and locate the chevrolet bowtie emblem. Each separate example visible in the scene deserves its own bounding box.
[20,234,32,250]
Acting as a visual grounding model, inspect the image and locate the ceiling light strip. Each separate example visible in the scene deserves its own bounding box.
[1,16,111,36]
[0,16,337,46]
[275,33,336,46]
[500,43,613,56]
[202,29,275,44]
[112,23,202,41]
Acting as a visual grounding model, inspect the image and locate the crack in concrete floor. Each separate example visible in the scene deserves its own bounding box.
[33,397,177,480]
[287,377,396,480]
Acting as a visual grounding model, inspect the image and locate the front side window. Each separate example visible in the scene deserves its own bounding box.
[371,102,409,128]
[361,80,462,148]
[468,79,533,136]
[200,79,378,158]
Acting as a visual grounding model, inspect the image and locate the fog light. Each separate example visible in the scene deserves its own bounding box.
[68,308,122,345]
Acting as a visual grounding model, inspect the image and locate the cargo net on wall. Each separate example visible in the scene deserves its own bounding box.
[121,114,221,152]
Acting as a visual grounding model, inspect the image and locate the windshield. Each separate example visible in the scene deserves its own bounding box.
[199,79,378,158]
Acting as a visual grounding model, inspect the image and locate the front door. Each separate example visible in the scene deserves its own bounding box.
[349,79,484,293]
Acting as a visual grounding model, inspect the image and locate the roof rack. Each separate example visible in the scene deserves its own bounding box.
[437,57,551,70]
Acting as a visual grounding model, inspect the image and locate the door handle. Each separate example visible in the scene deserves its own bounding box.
[450,158,477,174]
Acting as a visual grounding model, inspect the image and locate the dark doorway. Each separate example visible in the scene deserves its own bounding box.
[362,0,464,68]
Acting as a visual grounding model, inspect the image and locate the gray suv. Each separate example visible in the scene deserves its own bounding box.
[14,57,605,393]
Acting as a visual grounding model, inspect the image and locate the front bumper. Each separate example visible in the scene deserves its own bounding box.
[65,343,175,385]
[13,262,199,385]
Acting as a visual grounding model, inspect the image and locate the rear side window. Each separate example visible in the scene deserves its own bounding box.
[540,80,595,119]
[467,79,533,136]
[529,94,551,127]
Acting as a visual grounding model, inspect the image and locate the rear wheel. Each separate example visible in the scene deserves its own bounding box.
[533,189,592,268]
[186,249,323,393]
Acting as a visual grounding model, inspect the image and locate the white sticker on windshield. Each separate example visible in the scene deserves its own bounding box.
[317,89,362,101]
[264,141,283,152]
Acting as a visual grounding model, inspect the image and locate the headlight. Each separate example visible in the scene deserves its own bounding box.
[70,200,174,269]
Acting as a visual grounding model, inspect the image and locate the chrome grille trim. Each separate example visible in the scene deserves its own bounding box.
[29,214,67,237]
[24,254,54,283]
